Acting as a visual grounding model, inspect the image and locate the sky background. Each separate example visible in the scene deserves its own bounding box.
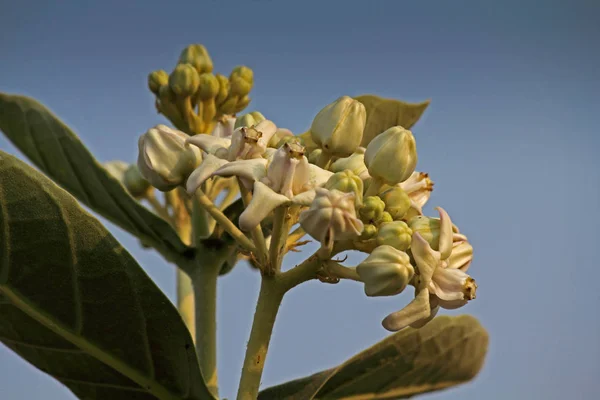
[1,0,599,399]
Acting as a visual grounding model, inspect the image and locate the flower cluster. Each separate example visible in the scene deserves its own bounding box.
[133,95,477,332]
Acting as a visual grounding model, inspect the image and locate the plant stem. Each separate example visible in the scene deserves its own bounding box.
[316,150,333,169]
[174,194,196,341]
[236,277,286,400]
[364,177,384,197]
[326,261,362,281]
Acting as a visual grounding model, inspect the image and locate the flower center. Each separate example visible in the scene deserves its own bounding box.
[463,277,477,300]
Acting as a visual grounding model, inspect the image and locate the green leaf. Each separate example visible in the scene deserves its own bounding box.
[0,151,214,400]
[0,93,192,266]
[354,95,430,147]
[258,315,488,400]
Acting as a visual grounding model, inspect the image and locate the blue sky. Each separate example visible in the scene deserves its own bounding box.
[1,0,599,399]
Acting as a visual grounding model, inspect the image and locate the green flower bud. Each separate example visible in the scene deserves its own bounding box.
[310,96,366,157]
[308,148,323,164]
[234,113,257,130]
[357,245,415,297]
[169,64,200,97]
[148,70,169,94]
[376,221,412,251]
[197,73,219,100]
[269,129,295,148]
[219,96,239,114]
[104,160,129,182]
[360,223,377,240]
[364,127,418,185]
[123,164,151,198]
[230,76,252,97]
[324,170,364,206]
[359,196,385,223]
[380,186,411,220]
[378,211,393,225]
[179,44,213,74]
[330,149,369,179]
[231,65,253,83]
[249,111,266,122]
[234,95,251,113]
[408,215,443,251]
[215,74,230,105]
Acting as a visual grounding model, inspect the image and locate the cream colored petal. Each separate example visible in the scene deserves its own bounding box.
[186,135,231,155]
[212,158,268,182]
[239,181,291,231]
[291,189,317,206]
[411,232,440,287]
[381,289,431,332]
[436,207,453,260]
[308,164,334,188]
[409,301,439,328]
[448,240,473,272]
[430,267,469,302]
[255,120,278,145]
[185,155,228,194]
[437,298,468,310]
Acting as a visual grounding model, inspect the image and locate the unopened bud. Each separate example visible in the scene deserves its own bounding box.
[169,64,200,97]
[137,125,202,191]
[376,221,412,251]
[330,148,370,180]
[360,223,378,240]
[299,188,364,248]
[215,74,230,105]
[380,186,411,220]
[104,160,129,182]
[310,96,366,157]
[357,245,415,297]
[378,211,393,225]
[324,170,364,206]
[179,44,213,74]
[231,66,254,83]
[235,111,266,129]
[364,127,417,185]
[123,164,151,198]
[230,76,252,97]
[197,73,219,100]
[148,70,169,94]
[359,196,385,223]
[408,215,459,252]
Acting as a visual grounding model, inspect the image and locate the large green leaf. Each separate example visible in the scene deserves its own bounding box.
[354,95,430,146]
[258,315,488,400]
[0,151,214,400]
[0,93,192,266]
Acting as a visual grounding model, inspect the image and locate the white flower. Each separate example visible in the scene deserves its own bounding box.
[211,115,236,139]
[185,120,278,193]
[381,207,477,331]
[399,171,434,217]
[299,188,364,249]
[210,141,333,231]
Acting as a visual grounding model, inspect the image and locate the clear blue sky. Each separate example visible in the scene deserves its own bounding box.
[1,0,599,399]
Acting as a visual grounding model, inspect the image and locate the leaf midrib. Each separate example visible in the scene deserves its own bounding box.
[0,285,182,400]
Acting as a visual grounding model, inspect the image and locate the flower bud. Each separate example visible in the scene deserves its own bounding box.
[360,223,378,240]
[364,127,417,185]
[310,96,366,157]
[356,245,415,297]
[123,164,151,198]
[380,186,411,220]
[330,148,370,180]
[169,64,200,97]
[148,70,169,94]
[235,95,251,113]
[234,111,266,130]
[179,44,213,74]
[359,196,385,223]
[376,221,412,251]
[299,188,364,248]
[104,160,129,182]
[215,74,230,105]
[408,215,461,252]
[308,148,323,165]
[197,73,219,100]
[324,170,363,206]
[231,66,254,84]
[230,76,252,97]
[137,125,202,191]
[269,128,295,148]
[378,211,393,225]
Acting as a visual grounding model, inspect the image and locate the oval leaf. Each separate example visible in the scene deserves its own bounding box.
[354,95,430,147]
[0,93,192,265]
[258,315,488,400]
[0,151,214,400]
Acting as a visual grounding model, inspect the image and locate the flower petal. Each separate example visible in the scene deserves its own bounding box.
[448,239,473,272]
[430,266,470,302]
[435,207,453,260]
[381,288,431,331]
[411,232,440,287]
[239,181,291,231]
[409,299,439,328]
[291,189,316,206]
[186,154,228,194]
[308,164,334,188]
[186,135,231,155]
[212,158,268,182]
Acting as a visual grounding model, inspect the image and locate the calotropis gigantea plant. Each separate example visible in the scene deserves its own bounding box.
[0,43,488,400]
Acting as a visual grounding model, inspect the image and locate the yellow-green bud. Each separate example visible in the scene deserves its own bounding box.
[357,245,415,297]
[169,64,200,97]
[215,74,230,105]
[234,113,257,130]
[376,221,412,251]
[378,211,393,225]
[324,170,364,206]
[104,160,129,182]
[230,76,252,97]
[231,65,253,83]
[360,223,378,240]
[148,70,169,94]
[308,148,323,164]
[364,126,418,185]
[179,44,213,74]
[310,96,366,157]
[330,149,369,179]
[219,96,239,114]
[359,196,385,223]
[380,186,411,220]
[408,215,443,251]
[235,95,251,113]
[250,111,266,122]
[270,129,295,148]
[197,73,219,100]
[123,164,151,198]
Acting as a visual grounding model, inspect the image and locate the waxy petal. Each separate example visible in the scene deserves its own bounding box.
[430,267,470,302]
[186,135,231,155]
[308,164,334,188]
[382,289,431,331]
[186,154,228,194]
[291,189,317,206]
[436,207,453,260]
[411,232,440,287]
[212,158,268,182]
[239,181,291,231]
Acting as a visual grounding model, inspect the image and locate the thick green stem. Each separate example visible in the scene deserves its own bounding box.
[191,258,220,398]
[236,277,286,400]
[174,195,196,342]
[316,151,333,169]
[364,177,384,197]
